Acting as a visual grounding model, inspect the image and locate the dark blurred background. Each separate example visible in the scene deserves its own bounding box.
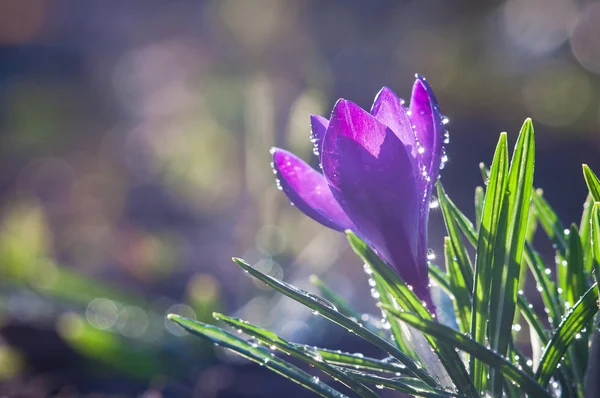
[0,0,599,397]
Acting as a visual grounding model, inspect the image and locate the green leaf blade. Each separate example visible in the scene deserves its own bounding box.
[231,257,437,386]
[470,132,509,392]
[583,164,600,202]
[167,315,347,398]
[592,203,600,288]
[381,307,551,398]
[212,313,380,398]
[443,237,471,335]
[535,284,599,386]
[346,232,477,397]
[437,182,474,293]
[488,119,535,394]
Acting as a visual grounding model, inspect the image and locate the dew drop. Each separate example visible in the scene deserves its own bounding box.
[426,249,436,261]
[429,197,439,209]
[440,152,448,170]
[307,293,338,312]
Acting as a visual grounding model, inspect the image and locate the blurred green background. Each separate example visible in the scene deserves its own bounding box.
[0,0,599,396]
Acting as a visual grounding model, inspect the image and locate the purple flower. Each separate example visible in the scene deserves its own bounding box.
[271,76,446,307]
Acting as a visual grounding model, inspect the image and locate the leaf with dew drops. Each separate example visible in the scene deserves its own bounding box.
[309,275,387,338]
[532,189,567,254]
[592,203,600,290]
[474,186,484,232]
[442,238,471,336]
[432,248,546,379]
[380,307,552,398]
[535,284,599,387]
[342,370,466,398]
[565,224,589,387]
[371,272,419,361]
[167,314,348,398]
[438,171,563,343]
[315,349,409,374]
[579,194,594,277]
[583,164,600,203]
[346,232,477,397]
[488,119,535,395]
[471,132,509,393]
[231,257,438,387]
[437,182,473,293]
[212,313,380,398]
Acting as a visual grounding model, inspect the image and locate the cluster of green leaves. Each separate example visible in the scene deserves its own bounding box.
[169,119,600,397]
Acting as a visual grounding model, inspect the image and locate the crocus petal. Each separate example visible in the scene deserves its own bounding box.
[370,86,418,163]
[321,100,430,300]
[409,76,445,288]
[310,115,329,158]
[271,148,355,232]
[409,75,444,187]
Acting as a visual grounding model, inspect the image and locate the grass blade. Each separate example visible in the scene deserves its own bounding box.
[316,349,409,374]
[309,275,387,338]
[579,194,594,277]
[583,164,600,202]
[516,294,549,347]
[167,315,347,398]
[535,284,599,386]
[565,226,587,395]
[470,132,509,392]
[380,307,551,398]
[443,237,471,335]
[440,184,563,334]
[488,119,535,395]
[443,193,478,247]
[231,257,437,386]
[437,182,474,292]
[585,328,600,397]
[532,190,567,254]
[373,273,419,360]
[524,244,562,329]
[565,225,587,311]
[346,232,477,396]
[474,186,484,232]
[592,203,600,286]
[212,313,379,398]
[309,275,361,319]
[344,371,464,398]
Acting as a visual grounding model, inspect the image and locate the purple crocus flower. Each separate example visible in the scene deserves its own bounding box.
[271,75,446,307]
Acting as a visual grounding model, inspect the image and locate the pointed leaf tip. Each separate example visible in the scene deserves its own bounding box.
[583,165,600,202]
[167,313,180,322]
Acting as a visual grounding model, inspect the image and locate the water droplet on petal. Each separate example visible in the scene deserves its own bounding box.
[427,249,436,261]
